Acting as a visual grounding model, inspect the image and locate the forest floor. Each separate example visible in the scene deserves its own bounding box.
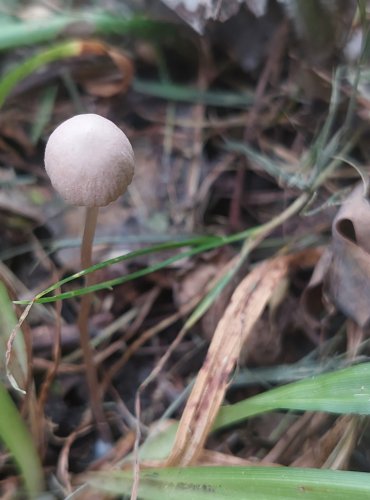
[1,1,370,499]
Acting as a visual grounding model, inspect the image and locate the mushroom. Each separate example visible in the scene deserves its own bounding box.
[45,113,134,439]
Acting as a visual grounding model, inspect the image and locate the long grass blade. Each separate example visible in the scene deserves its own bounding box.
[0,14,176,51]
[0,41,80,108]
[86,466,370,499]
[214,363,370,430]
[0,384,44,497]
[133,79,254,107]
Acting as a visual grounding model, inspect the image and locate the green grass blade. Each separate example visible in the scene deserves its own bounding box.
[14,236,226,304]
[224,140,307,188]
[0,41,80,108]
[14,229,261,305]
[30,85,58,144]
[0,13,176,51]
[36,242,223,303]
[231,358,348,388]
[308,66,343,172]
[0,232,199,261]
[0,14,81,50]
[0,383,44,497]
[15,191,311,305]
[0,20,182,109]
[183,268,237,329]
[133,79,254,107]
[123,363,370,465]
[214,363,370,430]
[16,190,312,305]
[86,466,370,499]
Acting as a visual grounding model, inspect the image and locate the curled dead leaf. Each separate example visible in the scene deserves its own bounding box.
[304,184,370,328]
[77,40,133,97]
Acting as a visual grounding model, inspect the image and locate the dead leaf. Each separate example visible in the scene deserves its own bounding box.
[158,0,268,34]
[303,247,333,321]
[304,184,370,328]
[78,41,134,97]
[262,412,320,464]
[291,415,358,469]
[174,248,236,338]
[198,449,277,466]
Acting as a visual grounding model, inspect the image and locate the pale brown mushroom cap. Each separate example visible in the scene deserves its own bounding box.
[44,114,134,207]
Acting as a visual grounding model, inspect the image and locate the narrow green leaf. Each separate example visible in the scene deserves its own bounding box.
[0,41,80,108]
[0,14,80,50]
[231,358,347,388]
[86,466,370,499]
[309,66,343,172]
[214,363,370,430]
[123,363,370,466]
[0,14,176,51]
[224,140,307,188]
[30,85,58,144]
[16,238,224,304]
[0,383,44,497]
[15,191,311,305]
[15,231,260,304]
[133,79,254,107]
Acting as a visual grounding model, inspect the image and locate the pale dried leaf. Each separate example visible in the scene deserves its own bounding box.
[166,249,320,466]
[198,449,274,466]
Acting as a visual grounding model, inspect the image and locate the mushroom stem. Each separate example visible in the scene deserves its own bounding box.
[80,206,99,271]
[78,206,110,441]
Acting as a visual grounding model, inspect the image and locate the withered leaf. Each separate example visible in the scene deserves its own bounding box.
[304,184,370,328]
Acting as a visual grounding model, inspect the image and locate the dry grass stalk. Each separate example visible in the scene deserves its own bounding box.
[166,248,321,466]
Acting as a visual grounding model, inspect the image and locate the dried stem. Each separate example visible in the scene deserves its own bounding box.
[78,206,110,442]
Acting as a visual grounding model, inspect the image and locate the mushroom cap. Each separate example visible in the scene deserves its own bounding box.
[44,114,134,207]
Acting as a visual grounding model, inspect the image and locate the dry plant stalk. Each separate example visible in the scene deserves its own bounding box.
[291,414,358,469]
[166,248,321,466]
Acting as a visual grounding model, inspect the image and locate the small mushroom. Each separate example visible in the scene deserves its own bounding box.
[44,113,134,207]
[44,113,134,440]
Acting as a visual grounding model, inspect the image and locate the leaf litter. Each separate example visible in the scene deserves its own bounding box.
[1,1,370,498]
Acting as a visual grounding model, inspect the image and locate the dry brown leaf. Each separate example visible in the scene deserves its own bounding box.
[346,319,364,360]
[291,415,358,470]
[304,184,370,328]
[0,477,19,500]
[174,262,219,307]
[166,248,321,466]
[78,41,133,97]
[262,412,319,464]
[198,449,278,467]
[174,249,236,338]
[302,247,333,320]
